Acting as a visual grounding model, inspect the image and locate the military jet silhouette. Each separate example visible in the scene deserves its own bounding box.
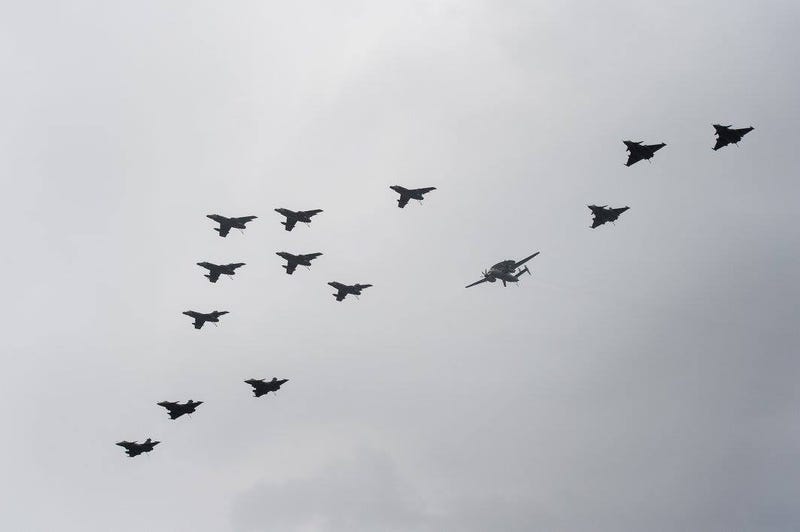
[206,214,257,237]
[623,140,666,166]
[389,185,437,208]
[465,252,539,288]
[182,310,229,329]
[157,400,203,420]
[589,205,630,228]
[245,377,288,398]
[328,281,372,301]
[274,208,323,231]
[713,124,754,151]
[116,438,160,457]
[196,262,245,283]
[276,252,323,275]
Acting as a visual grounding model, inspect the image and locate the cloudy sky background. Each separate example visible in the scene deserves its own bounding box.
[2,1,799,530]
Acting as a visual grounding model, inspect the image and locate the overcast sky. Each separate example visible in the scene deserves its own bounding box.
[2,1,800,530]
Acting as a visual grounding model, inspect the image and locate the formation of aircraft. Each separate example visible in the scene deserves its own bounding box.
[713,124,754,150]
[196,261,245,283]
[589,205,630,228]
[207,214,257,237]
[465,252,539,288]
[275,208,323,231]
[623,140,667,167]
[276,251,323,275]
[245,378,289,397]
[389,185,436,208]
[116,439,159,458]
[182,310,229,329]
[328,281,372,301]
[157,400,203,420]
[120,123,756,457]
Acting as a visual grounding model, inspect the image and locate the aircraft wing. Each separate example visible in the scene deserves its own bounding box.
[415,187,436,195]
[193,318,204,329]
[397,194,410,208]
[713,137,730,151]
[206,270,221,283]
[284,260,298,274]
[514,252,540,268]
[625,151,644,167]
[303,253,323,261]
[465,277,489,288]
[590,216,605,229]
[283,218,297,231]
[304,209,323,218]
[216,224,232,237]
[235,216,257,224]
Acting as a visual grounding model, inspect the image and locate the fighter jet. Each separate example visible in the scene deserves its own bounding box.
[623,140,666,166]
[206,214,257,237]
[465,252,539,288]
[589,205,630,228]
[245,377,288,398]
[276,252,323,275]
[182,310,229,329]
[274,208,323,231]
[328,281,372,301]
[196,262,245,283]
[389,185,437,208]
[157,400,203,420]
[713,124,754,151]
[116,438,160,458]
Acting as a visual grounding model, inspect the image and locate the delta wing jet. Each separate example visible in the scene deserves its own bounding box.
[589,205,629,228]
[157,400,203,420]
[713,124,754,151]
[116,438,160,457]
[624,140,666,166]
[245,377,288,398]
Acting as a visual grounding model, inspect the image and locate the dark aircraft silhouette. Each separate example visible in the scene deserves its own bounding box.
[274,208,323,231]
[713,124,754,151]
[157,400,203,420]
[182,310,228,329]
[276,252,323,275]
[589,205,630,228]
[116,438,159,457]
[328,281,372,301]
[196,261,245,283]
[623,140,666,166]
[206,214,257,237]
[389,185,436,208]
[465,252,539,288]
[245,377,288,397]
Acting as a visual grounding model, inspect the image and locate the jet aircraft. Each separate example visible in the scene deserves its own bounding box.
[623,140,666,166]
[589,205,630,228]
[389,185,437,208]
[713,124,754,151]
[157,400,203,420]
[196,261,245,283]
[182,310,229,329]
[206,214,257,237]
[328,281,372,301]
[274,208,323,231]
[245,377,289,398]
[116,438,160,457]
[276,252,323,274]
[465,252,539,288]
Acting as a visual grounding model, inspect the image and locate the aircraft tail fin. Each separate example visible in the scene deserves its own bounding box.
[516,266,531,279]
